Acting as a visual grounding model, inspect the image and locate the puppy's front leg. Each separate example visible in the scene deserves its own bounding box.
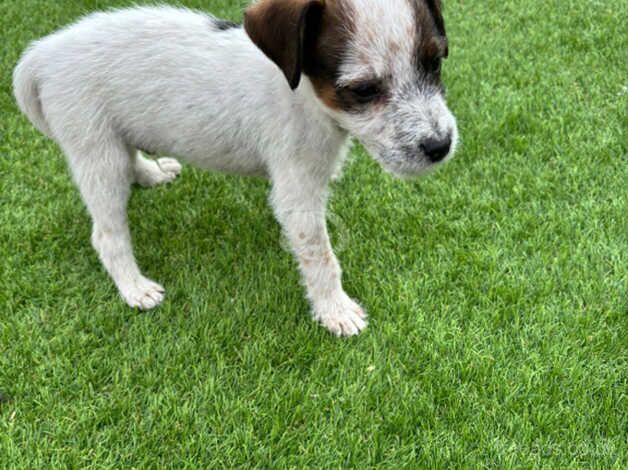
[270,174,367,336]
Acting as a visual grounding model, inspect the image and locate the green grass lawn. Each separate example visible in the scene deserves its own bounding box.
[1,0,626,467]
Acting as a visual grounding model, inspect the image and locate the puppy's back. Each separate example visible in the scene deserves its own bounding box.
[13,6,294,172]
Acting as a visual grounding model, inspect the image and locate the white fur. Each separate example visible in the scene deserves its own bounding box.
[13,3,457,336]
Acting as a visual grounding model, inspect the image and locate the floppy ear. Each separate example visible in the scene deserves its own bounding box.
[244,0,324,90]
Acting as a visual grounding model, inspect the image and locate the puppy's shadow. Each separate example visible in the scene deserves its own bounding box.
[126,169,300,306]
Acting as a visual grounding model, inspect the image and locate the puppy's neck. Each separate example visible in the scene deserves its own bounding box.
[295,76,349,139]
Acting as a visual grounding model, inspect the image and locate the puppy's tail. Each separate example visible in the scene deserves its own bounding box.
[13,44,53,138]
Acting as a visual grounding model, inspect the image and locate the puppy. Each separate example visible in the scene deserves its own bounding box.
[13,0,458,336]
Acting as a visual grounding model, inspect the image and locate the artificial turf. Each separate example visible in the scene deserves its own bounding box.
[0,0,626,467]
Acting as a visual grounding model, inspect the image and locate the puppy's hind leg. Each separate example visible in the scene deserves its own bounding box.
[62,137,165,310]
[133,150,182,188]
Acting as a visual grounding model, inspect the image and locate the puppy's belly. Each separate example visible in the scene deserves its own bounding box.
[136,138,267,177]
[183,150,267,177]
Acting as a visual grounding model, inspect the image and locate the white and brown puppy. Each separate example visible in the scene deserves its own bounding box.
[13,0,458,336]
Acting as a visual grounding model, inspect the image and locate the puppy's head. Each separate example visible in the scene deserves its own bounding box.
[245,0,458,176]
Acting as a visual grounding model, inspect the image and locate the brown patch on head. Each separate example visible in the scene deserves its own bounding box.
[303,0,357,110]
[244,0,325,89]
[411,0,449,83]
[305,1,391,112]
[424,0,447,36]
[424,36,448,61]
[413,0,448,53]
[245,0,364,108]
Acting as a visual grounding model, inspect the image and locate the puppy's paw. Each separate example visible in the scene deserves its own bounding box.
[155,157,182,181]
[121,276,165,310]
[135,156,182,187]
[313,292,368,337]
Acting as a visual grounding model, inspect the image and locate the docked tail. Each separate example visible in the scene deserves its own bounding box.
[13,45,53,138]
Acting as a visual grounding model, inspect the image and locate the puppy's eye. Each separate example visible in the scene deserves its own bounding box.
[349,83,382,103]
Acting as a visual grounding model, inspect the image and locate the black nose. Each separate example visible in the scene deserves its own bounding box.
[421,136,451,163]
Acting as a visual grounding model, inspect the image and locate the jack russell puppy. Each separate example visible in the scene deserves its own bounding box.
[13,0,458,336]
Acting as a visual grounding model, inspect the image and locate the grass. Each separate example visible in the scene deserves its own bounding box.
[0,0,626,467]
